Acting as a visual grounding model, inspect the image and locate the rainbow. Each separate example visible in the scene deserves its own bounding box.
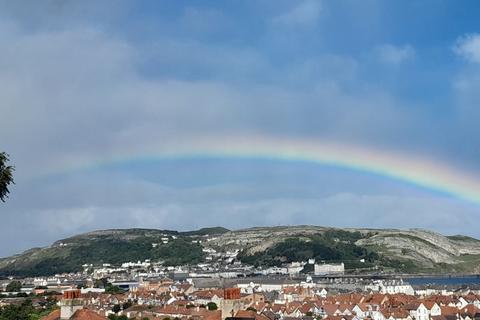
[51,135,480,205]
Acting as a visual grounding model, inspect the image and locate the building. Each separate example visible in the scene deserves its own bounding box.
[221,288,243,320]
[314,262,345,275]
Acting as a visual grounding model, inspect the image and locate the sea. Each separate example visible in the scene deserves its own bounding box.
[407,276,480,286]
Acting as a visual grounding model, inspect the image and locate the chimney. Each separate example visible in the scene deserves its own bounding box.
[60,289,84,319]
[224,288,241,300]
[221,288,242,320]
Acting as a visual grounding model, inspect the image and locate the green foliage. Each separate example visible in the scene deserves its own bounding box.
[182,227,230,236]
[0,152,14,203]
[323,229,364,242]
[0,299,57,320]
[122,301,133,310]
[112,304,121,313]
[6,280,22,292]
[207,302,218,311]
[377,256,418,273]
[152,238,204,265]
[447,235,480,242]
[237,231,424,273]
[94,278,109,288]
[238,232,379,269]
[105,283,124,294]
[301,263,314,273]
[0,236,205,276]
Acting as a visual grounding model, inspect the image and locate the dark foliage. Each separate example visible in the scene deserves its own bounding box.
[0,152,14,203]
[238,231,378,268]
[105,284,125,294]
[0,298,57,320]
[0,236,205,277]
[181,227,230,236]
[207,302,218,311]
[237,230,419,272]
[5,281,21,292]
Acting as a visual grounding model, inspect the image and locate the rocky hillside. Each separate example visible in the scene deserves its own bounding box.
[209,226,480,273]
[1,225,480,277]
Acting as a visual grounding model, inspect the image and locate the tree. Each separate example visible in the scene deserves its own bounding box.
[105,283,124,294]
[0,152,14,202]
[94,278,109,288]
[207,302,218,311]
[112,304,121,314]
[122,301,133,310]
[6,280,22,292]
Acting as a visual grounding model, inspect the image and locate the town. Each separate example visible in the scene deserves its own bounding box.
[1,255,480,320]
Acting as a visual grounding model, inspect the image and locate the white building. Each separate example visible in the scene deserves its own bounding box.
[314,262,344,275]
[287,262,306,275]
[365,280,414,295]
[407,303,429,320]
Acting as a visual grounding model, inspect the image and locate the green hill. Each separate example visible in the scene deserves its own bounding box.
[0,227,229,277]
[1,226,480,277]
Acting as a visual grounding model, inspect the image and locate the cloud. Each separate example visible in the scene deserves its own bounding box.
[454,33,480,63]
[1,2,480,258]
[3,183,477,256]
[451,34,480,142]
[271,0,322,29]
[2,159,479,257]
[375,44,415,64]
[0,19,423,181]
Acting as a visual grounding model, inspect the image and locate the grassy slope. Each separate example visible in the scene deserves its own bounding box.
[0,227,229,277]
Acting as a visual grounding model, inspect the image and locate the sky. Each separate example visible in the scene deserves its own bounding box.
[1,0,480,257]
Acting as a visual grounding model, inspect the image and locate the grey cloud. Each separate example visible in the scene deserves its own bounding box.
[2,161,478,257]
[1,2,480,258]
[0,20,427,180]
[2,189,477,257]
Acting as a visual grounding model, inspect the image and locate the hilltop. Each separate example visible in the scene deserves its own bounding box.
[213,226,480,273]
[1,225,480,277]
